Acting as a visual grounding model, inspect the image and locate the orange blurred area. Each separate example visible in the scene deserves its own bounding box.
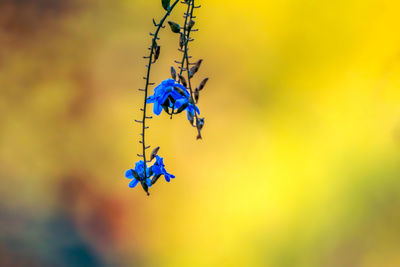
[1,0,400,266]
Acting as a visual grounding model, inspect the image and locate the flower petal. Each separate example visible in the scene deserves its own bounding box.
[125,169,135,179]
[129,179,139,188]
[153,103,162,115]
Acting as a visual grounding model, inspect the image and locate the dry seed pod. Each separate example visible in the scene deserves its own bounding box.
[187,20,195,30]
[194,87,199,103]
[199,78,209,91]
[154,46,160,61]
[179,33,185,49]
[194,59,203,71]
[189,59,203,78]
[170,66,177,80]
[188,113,194,126]
[150,146,160,161]
[174,86,187,96]
[178,74,187,87]
[168,21,181,33]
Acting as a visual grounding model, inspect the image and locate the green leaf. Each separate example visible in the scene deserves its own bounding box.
[162,0,170,11]
[168,21,181,33]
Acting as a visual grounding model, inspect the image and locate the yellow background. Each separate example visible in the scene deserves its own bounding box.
[0,0,400,266]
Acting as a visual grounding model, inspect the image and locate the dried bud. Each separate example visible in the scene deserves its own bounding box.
[179,33,185,49]
[194,59,203,71]
[187,20,195,30]
[199,78,209,91]
[178,74,187,87]
[196,117,205,130]
[194,87,199,103]
[174,86,187,96]
[188,113,194,126]
[189,59,202,78]
[150,146,160,161]
[170,66,177,80]
[168,21,181,33]
[154,45,160,61]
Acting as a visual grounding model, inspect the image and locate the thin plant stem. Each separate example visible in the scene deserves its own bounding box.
[140,0,180,177]
[180,0,202,138]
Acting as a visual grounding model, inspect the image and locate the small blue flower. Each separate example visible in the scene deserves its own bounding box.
[151,155,175,182]
[147,79,190,115]
[125,160,152,188]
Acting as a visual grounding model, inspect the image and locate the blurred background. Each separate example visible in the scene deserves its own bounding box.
[1,0,400,266]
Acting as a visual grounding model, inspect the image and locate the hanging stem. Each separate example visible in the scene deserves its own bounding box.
[179,0,202,138]
[140,0,180,177]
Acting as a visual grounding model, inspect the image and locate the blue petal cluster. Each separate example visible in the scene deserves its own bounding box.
[125,160,152,188]
[147,79,200,120]
[125,156,174,190]
[152,155,175,182]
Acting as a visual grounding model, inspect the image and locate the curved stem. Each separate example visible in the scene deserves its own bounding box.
[180,0,202,138]
[141,0,180,176]
[179,2,192,77]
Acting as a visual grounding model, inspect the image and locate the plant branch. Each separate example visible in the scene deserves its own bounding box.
[140,0,180,177]
[180,0,202,138]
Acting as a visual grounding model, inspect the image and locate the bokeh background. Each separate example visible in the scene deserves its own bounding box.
[1,0,400,266]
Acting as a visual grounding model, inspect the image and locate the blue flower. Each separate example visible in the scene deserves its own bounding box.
[147,79,190,115]
[151,155,175,182]
[125,160,152,188]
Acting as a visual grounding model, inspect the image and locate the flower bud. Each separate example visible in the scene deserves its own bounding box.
[199,78,209,91]
[178,74,187,87]
[196,117,205,130]
[174,86,187,96]
[187,20,195,30]
[194,87,199,103]
[188,113,195,125]
[168,21,181,33]
[162,0,170,11]
[170,66,177,80]
[154,45,160,61]
[179,33,185,49]
[189,59,202,78]
[150,146,160,161]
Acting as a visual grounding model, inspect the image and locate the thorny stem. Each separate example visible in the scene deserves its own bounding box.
[179,0,202,138]
[140,0,180,182]
[178,2,192,77]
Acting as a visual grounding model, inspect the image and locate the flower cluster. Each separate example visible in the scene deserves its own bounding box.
[147,79,200,121]
[125,0,208,195]
[125,155,174,195]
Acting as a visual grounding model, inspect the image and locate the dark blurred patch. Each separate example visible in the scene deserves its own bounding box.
[58,172,136,261]
[0,0,80,43]
[0,200,103,267]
